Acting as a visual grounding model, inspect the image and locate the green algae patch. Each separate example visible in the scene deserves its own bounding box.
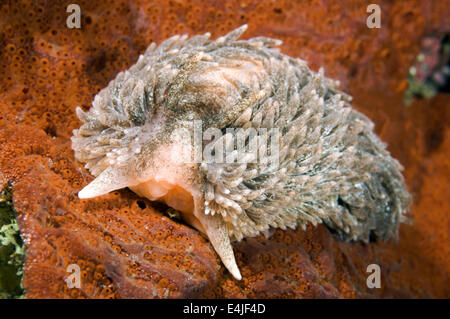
[0,185,25,299]
[405,34,450,106]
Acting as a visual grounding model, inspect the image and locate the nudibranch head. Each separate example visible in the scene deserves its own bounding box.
[71,25,411,280]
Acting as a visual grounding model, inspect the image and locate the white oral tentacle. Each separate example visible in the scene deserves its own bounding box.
[78,165,136,199]
[197,212,242,280]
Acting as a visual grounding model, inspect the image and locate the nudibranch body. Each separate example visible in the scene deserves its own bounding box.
[71,25,411,280]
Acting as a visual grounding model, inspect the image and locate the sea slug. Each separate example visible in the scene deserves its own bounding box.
[71,25,411,280]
